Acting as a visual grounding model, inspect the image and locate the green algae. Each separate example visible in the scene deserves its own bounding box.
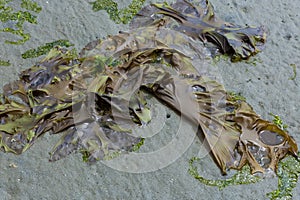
[0,59,10,66]
[228,91,246,102]
[188,157,262,189]
[0,0,41,45]
[269,113,288,131]
[81,149,90,162]
[21,0,41,13]
[189,155,300,199]
[0,0,41,66]
[267,152,300,200]
[132,138,145,152]
[90,0,145,24]
[21,39,75,59]
[289,64,297,80]
[245,57,263,66]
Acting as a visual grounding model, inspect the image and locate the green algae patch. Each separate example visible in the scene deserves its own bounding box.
[0,0,41,45]
[245,57,263,66]
[289,64,297,80]
[227,91,246,102]
[267,153,300,200]
[21,39,75,59]
[0,59,10,66]
[21,0,42,13]
[188,157,262,190]
[269,113,288,131]
[90,0,145,24]
[132,138,145,152]
[189,155,300,199]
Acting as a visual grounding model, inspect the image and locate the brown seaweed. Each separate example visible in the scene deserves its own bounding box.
[0,0,297,176]
[130,0,266,61]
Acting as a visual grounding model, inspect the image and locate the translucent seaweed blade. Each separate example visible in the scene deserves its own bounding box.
[151,0,267,61]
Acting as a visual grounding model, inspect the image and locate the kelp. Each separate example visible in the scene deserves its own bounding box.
[0,0,298,182]
[130,0,266,61]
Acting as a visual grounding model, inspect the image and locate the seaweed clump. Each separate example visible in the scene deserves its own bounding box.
[0,0,298,194]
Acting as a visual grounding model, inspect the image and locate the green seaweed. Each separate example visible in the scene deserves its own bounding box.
[0,0,41,45]
[21,0,42,13]
[21,39,75,59]
[132,138,145,152]
[269,113,288,131]
[188,157,262,189]
[227,91,246,101]
[289,64,297,80]
[245,57,263,66]
[212,54,230,64]
[1,28,30,45]
[90,0,146,24]
[267,153,300,200]
[189,155,300,199]
[0,59,10,66]
[81,149,90,162]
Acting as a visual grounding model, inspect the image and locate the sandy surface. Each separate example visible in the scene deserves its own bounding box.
[0,0,299,199]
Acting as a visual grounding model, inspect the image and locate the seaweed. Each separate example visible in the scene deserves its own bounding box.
[289,63,297,80]
[269,113,288,131]
[0,0,41,45]
[267,114,300,199]
[130,0,266,61]
[21,39,75,59]
[20,0,42,13]
[189,114,299,199]
[188,154,300,199]
[267,152,300,200]
[0,0,41,67]
[0,59,10,66]
[90,0,146,24]
[227,91,246,102]
[188,157,262,189]
[0,0,298,193]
